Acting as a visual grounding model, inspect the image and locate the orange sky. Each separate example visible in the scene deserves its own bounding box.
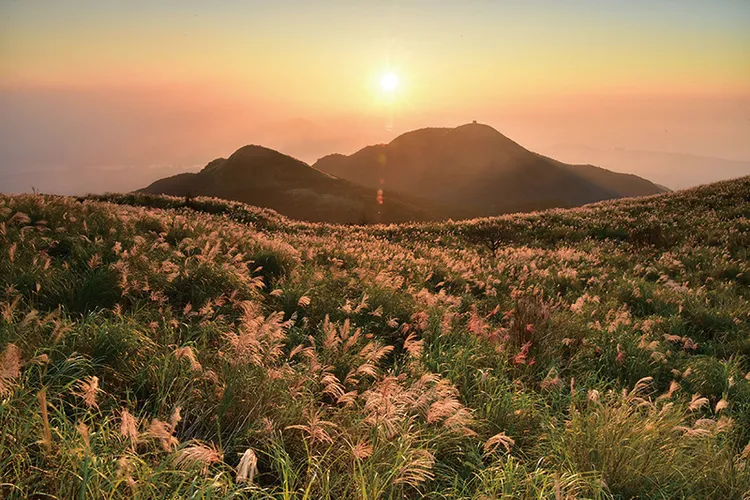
[1,1,749,193]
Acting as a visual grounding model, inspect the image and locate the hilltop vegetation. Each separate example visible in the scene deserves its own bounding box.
[1,177,750,498]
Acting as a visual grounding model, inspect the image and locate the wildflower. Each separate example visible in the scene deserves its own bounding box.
[338,389,358,407]
[321,372,345,400]
[513,342,532,365]
[9,212,31,226]
[426,396,464,424]
[224,307,291,367]
[1,296,22,323]
[682,337,699,351]
[411,311,429,331]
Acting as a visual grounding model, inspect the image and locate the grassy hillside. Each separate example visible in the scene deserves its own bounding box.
[1,178,750,498]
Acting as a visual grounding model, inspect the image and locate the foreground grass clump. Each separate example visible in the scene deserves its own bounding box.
[1,177,750,498]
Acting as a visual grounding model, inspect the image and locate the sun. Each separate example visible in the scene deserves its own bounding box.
[380,72,399,93]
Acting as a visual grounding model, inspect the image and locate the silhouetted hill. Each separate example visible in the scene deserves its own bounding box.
[141,145,448,223]
[543,144,750,190]
[314,123,666,216]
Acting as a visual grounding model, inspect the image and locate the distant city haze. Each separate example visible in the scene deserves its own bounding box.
[1,1,749,194]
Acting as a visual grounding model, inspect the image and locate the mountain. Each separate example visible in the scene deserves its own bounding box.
[313,122,666,216]
[542,144,750,190]
[141,145,447,224]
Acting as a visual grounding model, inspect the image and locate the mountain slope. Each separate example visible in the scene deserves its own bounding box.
[544,144,750,190]
[141,145,447,224]
[2,177,749,497]
[314,122,666,215]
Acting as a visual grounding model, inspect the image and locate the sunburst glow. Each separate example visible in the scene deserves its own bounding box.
[380,73,399,93]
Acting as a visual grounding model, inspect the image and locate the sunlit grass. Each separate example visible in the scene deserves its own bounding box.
[1,178,749,498]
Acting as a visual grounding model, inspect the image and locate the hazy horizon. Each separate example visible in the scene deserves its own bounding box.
[2,1,750,194]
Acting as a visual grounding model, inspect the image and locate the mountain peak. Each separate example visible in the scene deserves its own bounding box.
[454,121,498,133]
[313,123,664,215]
[448,122,523,147]
[140,144,441,224]
[228,144,306,165]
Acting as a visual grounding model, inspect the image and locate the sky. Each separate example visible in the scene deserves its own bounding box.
[1,0,750,193]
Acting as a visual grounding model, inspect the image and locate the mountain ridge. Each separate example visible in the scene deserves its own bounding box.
[313,122,666,216]
[141,144,455,224]
[142,123,666,223]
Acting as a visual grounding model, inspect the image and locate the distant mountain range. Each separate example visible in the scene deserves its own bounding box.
[140,145,451,224]
[142,122,666,223]
[542,144,750,191]
[314,123,665,216]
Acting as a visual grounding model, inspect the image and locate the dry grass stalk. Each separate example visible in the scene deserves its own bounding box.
[351,440,373,460]
[77,421,91,452]
[236,448,259,484]
[71,376,100,409]
[484,432,515,455]
[297,295,311,307]
[689,394,709,411]
[117,455,138,490]
[143,418,179,451]
[174,441,223,473]
[403,332,424,359]
[286,408,338,444]
[173,346,202,372]
[394,448,435,488]
[38,387,52,454]
[715,399,729,412]
[0,343,21,397]
[120,409,140,449]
